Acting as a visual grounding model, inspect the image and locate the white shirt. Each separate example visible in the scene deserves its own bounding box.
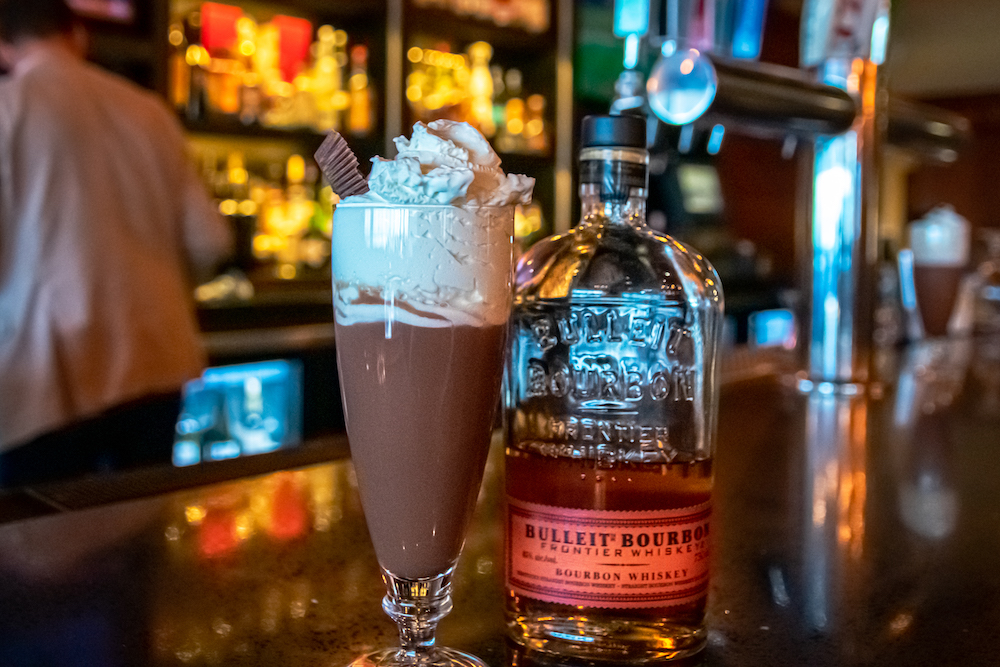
[0,47,232,450]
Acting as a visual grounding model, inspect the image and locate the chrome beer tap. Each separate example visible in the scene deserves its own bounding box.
[609,0,970,388]
[796,0,889,389]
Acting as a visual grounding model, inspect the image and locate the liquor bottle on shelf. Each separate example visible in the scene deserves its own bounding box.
[168,21,190,111]
[496,68,525,153]
[179,11,209,123]
[190,150,331,280]
[490,64,506,130]
[503,114,724,663]
[235,16,263,126]
[199,3,243,117]
[169,4,375,135]
[225,151,250,203]
[522,0,551,32]
[524,93,548,154]
[252,19,282,100]
[269,154,313,279]
[347,44,375,136]
[253,162,288,267]
[297,169,333,275]
[311,25,347,132]
[467,41,496,136]
[222,152,258,272]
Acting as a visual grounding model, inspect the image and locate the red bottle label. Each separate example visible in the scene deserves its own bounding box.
[506,498,711,608]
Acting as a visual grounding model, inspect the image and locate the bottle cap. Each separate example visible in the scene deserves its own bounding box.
[580,114,646,149]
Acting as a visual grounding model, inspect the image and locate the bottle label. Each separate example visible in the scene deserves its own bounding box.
[506,497,710,608]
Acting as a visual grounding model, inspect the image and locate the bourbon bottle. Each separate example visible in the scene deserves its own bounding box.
[504,114,724,662]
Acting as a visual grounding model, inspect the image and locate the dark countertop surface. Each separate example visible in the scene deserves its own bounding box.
[1,337,999,666]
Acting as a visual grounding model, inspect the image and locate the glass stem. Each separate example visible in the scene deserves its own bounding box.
[381,569,454,660]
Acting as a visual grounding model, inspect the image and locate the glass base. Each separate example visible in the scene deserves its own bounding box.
[507,615,707,664]
[349,646,489,667]
[351,568,488,667]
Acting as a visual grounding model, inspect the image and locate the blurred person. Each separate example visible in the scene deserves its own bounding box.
[0,0,232,484]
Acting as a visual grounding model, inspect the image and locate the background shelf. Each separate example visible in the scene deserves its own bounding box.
[78,0,568,284]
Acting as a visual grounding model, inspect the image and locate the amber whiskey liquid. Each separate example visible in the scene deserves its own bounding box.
[505,447,713,662]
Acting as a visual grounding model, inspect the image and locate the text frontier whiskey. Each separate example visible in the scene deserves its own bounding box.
[504,115,723,662]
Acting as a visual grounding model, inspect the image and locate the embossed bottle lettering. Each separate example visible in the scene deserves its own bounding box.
[511,301,699,463]
[531,307,670,351]
[525,356,695,403]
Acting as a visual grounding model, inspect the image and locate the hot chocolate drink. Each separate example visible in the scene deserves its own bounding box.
[909,206,971,337]
[912,265,966,337]
[330,120,533,584]
[332,200,515,578]
[335,318,505,577]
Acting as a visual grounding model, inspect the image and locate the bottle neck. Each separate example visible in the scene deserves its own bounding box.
[580,187,648,228]
[578,146,649,229]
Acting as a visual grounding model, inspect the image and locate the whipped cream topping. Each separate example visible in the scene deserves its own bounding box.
[349,120,534,207]
[332,121,530,328]
[333,204,513,327]
[909,205,970,266]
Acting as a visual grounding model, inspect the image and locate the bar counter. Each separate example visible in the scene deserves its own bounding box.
[1,337,998,666]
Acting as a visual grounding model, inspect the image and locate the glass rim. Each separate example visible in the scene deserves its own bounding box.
[333,201,517,210]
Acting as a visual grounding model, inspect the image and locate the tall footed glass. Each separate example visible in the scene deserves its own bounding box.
[332,202,513,667]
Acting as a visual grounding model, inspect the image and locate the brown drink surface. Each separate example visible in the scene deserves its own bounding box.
[335,318,506,578]
[913,265,965,336]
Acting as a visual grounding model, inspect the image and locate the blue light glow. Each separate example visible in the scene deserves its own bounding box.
[550,631,596,643]
[870,13,890,65]
[624,33,640,69]
[173,359,303,467]
[707,124,725,155]
[613,0,650,38]
[732,0,768,59]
